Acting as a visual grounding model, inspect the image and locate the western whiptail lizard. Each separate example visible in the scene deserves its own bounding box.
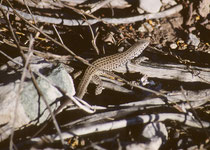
[54,39,150,114]
[76,39,150,99]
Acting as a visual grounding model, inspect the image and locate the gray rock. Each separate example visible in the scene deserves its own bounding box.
[21,64,75,123]
[0,55,75,141]
[187,33,200,48]
[139,0,162,13]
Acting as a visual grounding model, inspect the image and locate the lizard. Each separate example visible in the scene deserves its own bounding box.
[76,39,150,99]
[54,39,150,114]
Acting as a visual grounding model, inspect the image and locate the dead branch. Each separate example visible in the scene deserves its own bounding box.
[0,4,183,26]
[116,60,210,83]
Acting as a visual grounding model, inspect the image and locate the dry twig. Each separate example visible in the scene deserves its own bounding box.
[0,4,183,26]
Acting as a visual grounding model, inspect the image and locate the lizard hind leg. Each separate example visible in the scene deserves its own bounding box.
[92,75,104,95]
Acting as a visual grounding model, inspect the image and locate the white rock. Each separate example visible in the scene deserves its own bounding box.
[140,0,162,13]
[170,43,178,49]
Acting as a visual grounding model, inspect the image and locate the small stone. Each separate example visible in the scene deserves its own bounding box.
[145,22,153,32]
[138,25,147,32]
[170,43,178,49]
[138,22,153,32]
[139,0,162,13]
[187,33,200,48]
[188,27,196,32]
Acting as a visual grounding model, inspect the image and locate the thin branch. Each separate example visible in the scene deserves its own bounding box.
[86,20,100,55]
[0,4,183,26]
[0,8,26,63]
[52,24,64,45]
[0,9,27,150]
[4,0,93,67]
[3,39,72,62]
[0,50,23,66]
[23,0,37,25]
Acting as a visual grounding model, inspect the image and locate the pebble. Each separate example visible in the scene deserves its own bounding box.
[138,22,153,32]
[138,25,147,32]
[139,0,162,13]
[187,33,200,48]
[170,43,178,49]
